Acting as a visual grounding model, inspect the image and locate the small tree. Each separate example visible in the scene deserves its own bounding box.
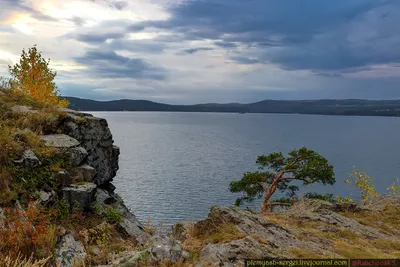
[230,147,335,213]
[8,45,68,108]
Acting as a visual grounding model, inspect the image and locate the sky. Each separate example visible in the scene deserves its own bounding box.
[1,0,400,104]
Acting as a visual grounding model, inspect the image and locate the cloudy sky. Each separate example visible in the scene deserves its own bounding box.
[1,0,400,104]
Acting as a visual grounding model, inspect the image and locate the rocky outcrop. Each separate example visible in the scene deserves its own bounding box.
[62,183,97,212]
[62,111,119,185]
[56,233,86,267]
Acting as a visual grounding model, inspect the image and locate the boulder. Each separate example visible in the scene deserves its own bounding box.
[200,236,277,266]
[62,183,97,212]
[70,164,97,183]
[69,146,88,166]
[56,233,86,267]
[146,234,186,263]
[41,134,80,148]
[14,149,41,168]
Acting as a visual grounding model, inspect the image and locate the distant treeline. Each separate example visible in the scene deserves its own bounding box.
[65,97,400,117]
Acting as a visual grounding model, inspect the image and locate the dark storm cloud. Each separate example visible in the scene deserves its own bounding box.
[75,50,165,80]
[129,0,400,73]
[179,47,213,55]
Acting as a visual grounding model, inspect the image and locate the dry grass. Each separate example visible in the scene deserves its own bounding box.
[340,203,400,234]
[0,253,50,267]
[182,222,246,258]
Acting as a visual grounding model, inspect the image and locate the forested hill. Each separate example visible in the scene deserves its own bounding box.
[65,97,400,117]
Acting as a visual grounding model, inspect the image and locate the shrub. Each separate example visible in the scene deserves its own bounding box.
[345,169,379,205]
[105,207,122,224]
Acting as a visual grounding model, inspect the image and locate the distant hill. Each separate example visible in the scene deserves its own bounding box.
[65,96,400,117]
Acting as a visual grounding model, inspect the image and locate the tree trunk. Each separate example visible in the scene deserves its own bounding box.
[260,178,279,214]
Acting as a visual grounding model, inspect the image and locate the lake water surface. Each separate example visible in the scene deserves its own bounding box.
[92,112,400,227]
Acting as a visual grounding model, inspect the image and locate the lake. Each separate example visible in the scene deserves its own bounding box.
[91,112,400,227]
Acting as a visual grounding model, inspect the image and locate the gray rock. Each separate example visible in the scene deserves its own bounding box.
[70,164,97,183]
[146,234,186,263]
[41,134,80,148]
[56,233,86,267]
[117,216,151,245]
[96,188,117,205]
[69,146,88,166]
[11,105,38,113]
[14,149,41,168]
[200,236,277,266]
[39,190,53,204]
[62,183,97,212]
[55,171,72,187]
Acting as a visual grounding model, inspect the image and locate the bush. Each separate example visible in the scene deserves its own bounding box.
[345,169,379,205]
[105,207,122,224]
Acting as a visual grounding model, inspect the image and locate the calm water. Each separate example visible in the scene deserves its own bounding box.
[91,112,400,227]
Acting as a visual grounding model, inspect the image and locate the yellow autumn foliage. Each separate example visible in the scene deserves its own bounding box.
[8,45,69,108]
